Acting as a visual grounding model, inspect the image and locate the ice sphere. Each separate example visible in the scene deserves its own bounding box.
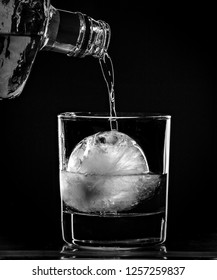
[61,130,157,213]
[67,130,149,175]
[61,171,161,213]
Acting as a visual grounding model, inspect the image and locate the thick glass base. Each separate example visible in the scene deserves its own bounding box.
[62,211,167,250]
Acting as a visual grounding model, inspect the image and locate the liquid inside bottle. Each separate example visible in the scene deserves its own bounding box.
[0,0,111,99]
[0,33,41,99]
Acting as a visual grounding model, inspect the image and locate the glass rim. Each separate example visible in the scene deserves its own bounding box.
[58,112,171,120]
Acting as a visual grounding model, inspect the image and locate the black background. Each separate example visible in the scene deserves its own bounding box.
[0,0,216,251]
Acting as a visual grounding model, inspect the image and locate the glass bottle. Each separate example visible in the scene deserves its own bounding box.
[0,0,111,99]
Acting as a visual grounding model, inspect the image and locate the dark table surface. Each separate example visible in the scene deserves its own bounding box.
[1,232,217,260]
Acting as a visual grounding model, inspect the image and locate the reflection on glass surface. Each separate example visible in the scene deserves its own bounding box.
[60,244,168,259]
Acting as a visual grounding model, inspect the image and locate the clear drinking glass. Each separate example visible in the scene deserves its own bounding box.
[58,112,171,249]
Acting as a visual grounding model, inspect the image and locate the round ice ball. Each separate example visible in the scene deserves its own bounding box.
[60,131,152,213]
[67,130,149,175]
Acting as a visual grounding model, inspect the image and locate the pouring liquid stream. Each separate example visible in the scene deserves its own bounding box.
[99,53,118,131]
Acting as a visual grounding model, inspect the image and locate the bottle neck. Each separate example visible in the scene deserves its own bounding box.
[42,6,111,58]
